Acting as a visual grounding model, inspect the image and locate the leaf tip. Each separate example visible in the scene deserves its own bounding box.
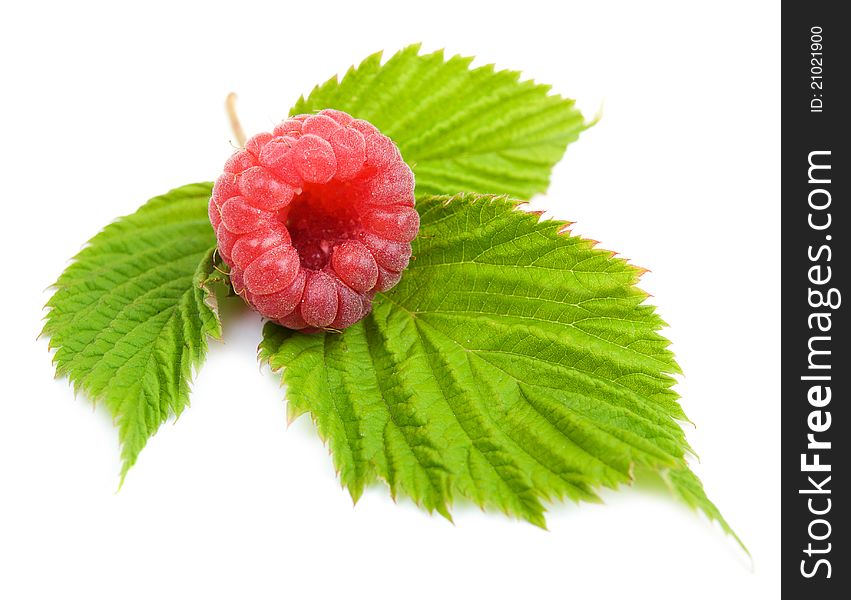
[587,99,604,128]
[435,503,454,524]
[663,466,749,556]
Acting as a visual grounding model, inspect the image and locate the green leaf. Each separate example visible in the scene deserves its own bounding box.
[664,466,747,553]
[43,183,220,481]
[259,194,743,548]
[292,44,591,199]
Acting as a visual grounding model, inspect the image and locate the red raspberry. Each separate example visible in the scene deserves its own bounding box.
[210,109,418,331]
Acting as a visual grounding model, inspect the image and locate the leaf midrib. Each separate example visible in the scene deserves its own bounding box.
[378,292,683,444]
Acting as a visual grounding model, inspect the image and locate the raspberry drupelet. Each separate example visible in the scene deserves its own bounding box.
[209,109,418,331]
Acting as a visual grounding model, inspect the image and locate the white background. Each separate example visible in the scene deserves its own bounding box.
[1,1,779,598]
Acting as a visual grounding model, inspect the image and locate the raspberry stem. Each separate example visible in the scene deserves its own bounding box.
[226,92,247,147]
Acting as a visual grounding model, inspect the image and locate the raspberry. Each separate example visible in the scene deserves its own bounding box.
[210,109,418,331]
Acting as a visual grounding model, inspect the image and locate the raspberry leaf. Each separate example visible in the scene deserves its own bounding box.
[259,194,744,549]
[43,183,220,481]
[292,44,590,199]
